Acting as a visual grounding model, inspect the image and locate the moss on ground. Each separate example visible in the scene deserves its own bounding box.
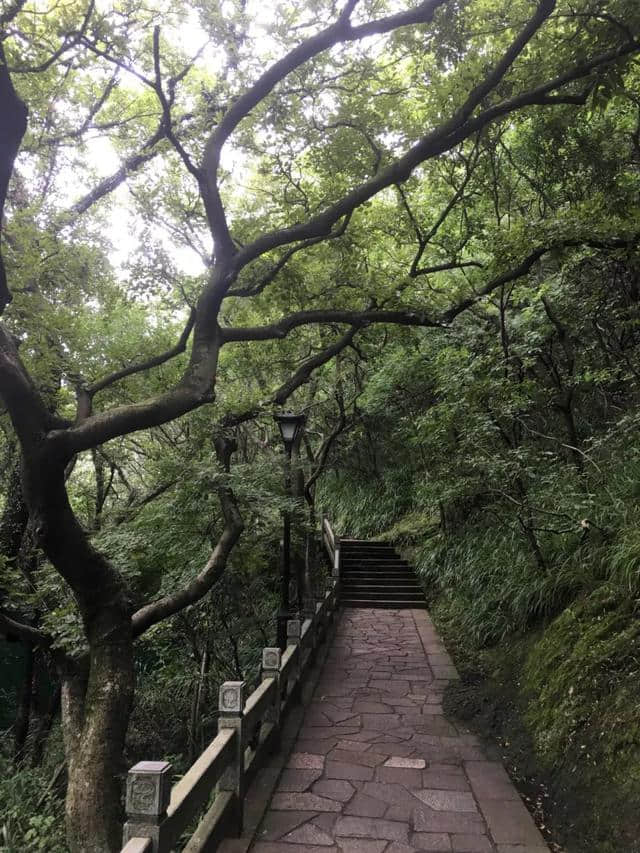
[432,585,640,853]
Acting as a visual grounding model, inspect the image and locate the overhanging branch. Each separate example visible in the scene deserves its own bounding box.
[219,327,361,431]
[200,0,448,257]
[0,611,51,647]
[222,309,443,342]
[442,237,633,323]
[227,214,352,298]
[228,26,638,280]
[273,326,359,404]
[131,437,244,637]
[87,309,196,397]
[223,237,636,343]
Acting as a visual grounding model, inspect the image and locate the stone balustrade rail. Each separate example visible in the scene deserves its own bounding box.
[120,518,341,853]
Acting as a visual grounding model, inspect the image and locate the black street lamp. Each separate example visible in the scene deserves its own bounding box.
[274,412,306,649]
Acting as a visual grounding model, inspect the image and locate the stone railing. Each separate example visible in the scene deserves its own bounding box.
[322,514,340,582]
[120,526,340,853]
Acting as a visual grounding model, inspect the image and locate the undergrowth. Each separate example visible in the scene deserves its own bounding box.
[0,731,66,853]
[320,430,640,851]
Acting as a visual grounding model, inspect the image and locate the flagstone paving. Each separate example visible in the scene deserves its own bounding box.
[250,608,549,853]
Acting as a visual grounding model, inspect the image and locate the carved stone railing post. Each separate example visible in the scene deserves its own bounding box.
[217,680,246,834]
[117,528,345,853]
[332,534,341,598]
[122,761,171,852]
[262,647,282,735]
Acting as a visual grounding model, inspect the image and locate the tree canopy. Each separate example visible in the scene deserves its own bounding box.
[1,0,639,850]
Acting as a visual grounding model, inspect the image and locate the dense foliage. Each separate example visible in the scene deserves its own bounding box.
[1,0,639,850]
[320,94,640,850]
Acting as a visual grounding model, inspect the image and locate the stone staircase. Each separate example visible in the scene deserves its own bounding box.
[339,539,427,608]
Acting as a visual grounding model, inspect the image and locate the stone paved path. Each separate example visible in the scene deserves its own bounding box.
[251,608,550,853]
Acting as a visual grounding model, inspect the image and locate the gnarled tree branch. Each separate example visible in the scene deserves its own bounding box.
[222,308,443,342]
[224,237,635,343]
[219,327,361,432]
[131,435,244,637]
[200,0,449,259]
[229,20,637,278]
[227,213,352,299]
[273,326,359,405]
[85,308,196,399]
[0,611,51,647]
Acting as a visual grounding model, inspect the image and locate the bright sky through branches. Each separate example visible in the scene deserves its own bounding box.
[13,0,404,277]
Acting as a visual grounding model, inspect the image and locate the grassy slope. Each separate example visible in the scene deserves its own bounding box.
[326,479,640,851]
[404,523,640,853]
[434,587,640,853]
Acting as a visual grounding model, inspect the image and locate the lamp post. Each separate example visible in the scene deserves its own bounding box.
[274,412,306,650]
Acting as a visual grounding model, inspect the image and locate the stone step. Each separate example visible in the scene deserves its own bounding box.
[342,564,412,570]
[343,569,409,576]
[342,557,407,563]
[339,538,425,608]
[344,566,405,573]
[340,591,424,602]
[342,553,405,559]
[340,563,415,575]
[343,586,420,593]
[343,566,407,572]
[342,581,421,590]
[342,570,419,579]
[341,550,399,557]
[342,559,403,564]
[342,590,422,599]
[342,572,412,579]
[342,556,403,563]
[341,544,397,550]
[341,598,427,608]
[342,554,405,561]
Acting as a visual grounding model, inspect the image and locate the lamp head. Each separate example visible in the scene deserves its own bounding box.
[274,412,306,450]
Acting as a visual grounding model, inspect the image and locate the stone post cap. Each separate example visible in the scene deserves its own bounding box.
[262,647,282,671]
[130,760,171,772]
[219,680,246,714]
[286,619,301,641]
[126,761,171,818]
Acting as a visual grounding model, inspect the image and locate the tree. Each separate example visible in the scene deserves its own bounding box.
[1,0,639,849]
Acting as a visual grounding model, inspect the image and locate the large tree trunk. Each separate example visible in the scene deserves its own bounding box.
[24,449,135,853]
[62,634,134,853]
